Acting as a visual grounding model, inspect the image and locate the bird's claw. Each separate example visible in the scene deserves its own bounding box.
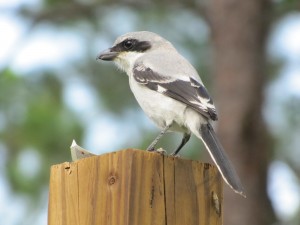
[170,152,181,158]
[156,148,167,155]
[146,147,167,155]
[146,147,155,151]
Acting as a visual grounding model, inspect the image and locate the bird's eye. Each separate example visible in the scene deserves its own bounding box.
[123,40,134,50]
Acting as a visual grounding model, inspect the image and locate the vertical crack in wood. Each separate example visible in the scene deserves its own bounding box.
[150,181,154,208]
[61,165,66,225]
[162,156,167,225]
[76,163,80,224]
[173,158,176,225]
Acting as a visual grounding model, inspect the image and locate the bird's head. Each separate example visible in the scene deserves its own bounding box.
[97,31,173,72]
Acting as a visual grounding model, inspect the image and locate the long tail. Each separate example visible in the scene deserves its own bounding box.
[197,123,245,197]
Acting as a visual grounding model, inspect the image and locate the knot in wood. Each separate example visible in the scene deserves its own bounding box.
[108,175,117,185]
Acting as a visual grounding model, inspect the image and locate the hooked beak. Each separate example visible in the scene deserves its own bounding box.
[97,48,118,61]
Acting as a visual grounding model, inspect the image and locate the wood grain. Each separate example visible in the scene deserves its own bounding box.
[48,149,223,225]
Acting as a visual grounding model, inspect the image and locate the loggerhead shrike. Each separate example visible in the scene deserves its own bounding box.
[97,31,245,197]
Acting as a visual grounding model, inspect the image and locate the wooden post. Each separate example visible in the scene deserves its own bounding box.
[48,149,223,225]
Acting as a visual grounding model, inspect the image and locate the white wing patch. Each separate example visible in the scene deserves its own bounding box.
[157,85,167,93]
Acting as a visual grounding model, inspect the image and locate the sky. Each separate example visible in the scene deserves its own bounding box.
[0,1,300,224]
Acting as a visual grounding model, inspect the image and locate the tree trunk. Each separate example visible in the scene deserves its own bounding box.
[207,1,276,225]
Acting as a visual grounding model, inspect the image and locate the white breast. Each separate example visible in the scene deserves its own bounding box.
[128,75,189,133]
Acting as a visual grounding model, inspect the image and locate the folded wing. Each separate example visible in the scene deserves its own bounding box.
[133,64,218,121]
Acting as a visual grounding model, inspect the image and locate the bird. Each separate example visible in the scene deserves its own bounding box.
[97,31,245,197]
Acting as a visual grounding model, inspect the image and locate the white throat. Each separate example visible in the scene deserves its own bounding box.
[114,52,144,74]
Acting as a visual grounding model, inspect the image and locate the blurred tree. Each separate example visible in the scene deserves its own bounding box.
[207,1,275,225]
[0,69,83,197]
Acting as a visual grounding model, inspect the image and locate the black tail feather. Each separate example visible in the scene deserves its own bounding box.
[199,123,245,197]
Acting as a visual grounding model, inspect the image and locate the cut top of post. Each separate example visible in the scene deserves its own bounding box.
[48,149,223,225]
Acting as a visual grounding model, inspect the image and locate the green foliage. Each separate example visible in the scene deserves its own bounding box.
[0,69,83,196]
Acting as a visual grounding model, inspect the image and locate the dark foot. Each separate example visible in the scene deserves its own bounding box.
[171,133,191,156]
[146,146,155,151]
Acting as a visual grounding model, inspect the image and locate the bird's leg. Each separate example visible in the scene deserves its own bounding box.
[147,125,171,151]
[171,133,191,156]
